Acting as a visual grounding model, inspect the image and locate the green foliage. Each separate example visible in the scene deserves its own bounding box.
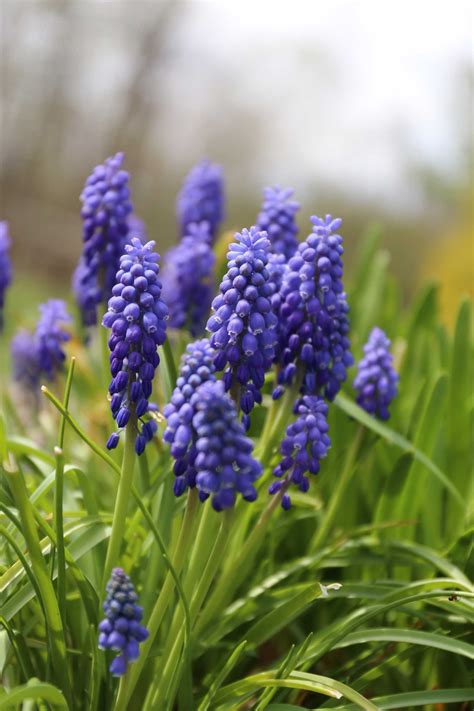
[1,231,473,709]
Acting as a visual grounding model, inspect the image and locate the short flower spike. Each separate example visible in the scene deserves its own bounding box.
[353,327,398,420]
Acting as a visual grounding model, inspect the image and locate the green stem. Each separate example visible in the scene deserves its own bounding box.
[117,489,199,710]
[311,425,364,550]
[102,417,137,593]
[149,510,235,709]
[53,447,66,625]
[194,488,284,638]
[255,385,298,466]
[5,458,72,707]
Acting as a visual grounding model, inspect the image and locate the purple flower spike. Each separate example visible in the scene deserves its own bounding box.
[256,186,300,259]
[99,568,149,677]
[163,339,216,496]
[353,327,398,420]
[75,153,133,326]
[162,222,215,335]
[11,300,71,389]
[270,396,330,509]
[0,221,12,329]
[103,237,168,454]
[206,226,278,426]
[190,380,262,510]
[275,215,353,401]
[176,160,224,241]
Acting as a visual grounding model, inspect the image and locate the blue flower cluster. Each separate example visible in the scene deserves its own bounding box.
[163,339,217,496]
[102,238,168,454]
[256,186,300,259]
[98,567,149,677]
[162,222,215,336]
[0,221,12,329]
[270,396,330,509]
[176,160,224,241]
[207,226,278,427]
[353,327,398,420]
[11,300,71,389]
[275,215,353,401]
[191,380,262,510]
[76,153,133,325]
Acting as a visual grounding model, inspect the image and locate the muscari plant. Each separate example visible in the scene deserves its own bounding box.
[0,156,473,711]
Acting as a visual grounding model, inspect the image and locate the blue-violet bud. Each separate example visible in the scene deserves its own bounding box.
[0,221,13,329]
[11,331,41,389]
[176,160,224,241]
[36,300,72,381]
[256,186,300,259]
[207,226,278,425]
[162,222,215,336]
[163,339,216,496]
[275,215,353,401]
[98,567,149,677]
[353,327,398,420]
[270,396,330,509]
[103,237,168,454]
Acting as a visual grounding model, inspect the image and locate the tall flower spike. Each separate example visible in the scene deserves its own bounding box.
[190,380,262,510]
[206,226,278,428]
[11,331,41,389]
[275,215,353,401]
[256,186,300,259]
[75,152,133,325]
[0,221,13,329]
[98,567,149,677]
[161,222,215,336]
[176,160,224,241]
[163,339,216,496]
[35,300,72,380]
[353,327,398,420]
[269,396,330,510]
[103,238,168,454]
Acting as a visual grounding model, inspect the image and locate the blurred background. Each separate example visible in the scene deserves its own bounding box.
[1,0,472,325]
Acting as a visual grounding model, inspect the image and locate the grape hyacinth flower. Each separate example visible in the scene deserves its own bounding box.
[98,567,149,677]
[191,381,262,510]
[11,300,71,389]
[206,226,278,428]
[0,221,12,329]
[176,160,224,241]
[163,339,216,496]
[269,396,330,509]
[36,300,72,380]
[76,152,133,325]
[103,238,168,454]
[161,222,215,335]
[275,215,353,401]
[11,331,41,389]
[353,327,399,420]
[256,186,300,259]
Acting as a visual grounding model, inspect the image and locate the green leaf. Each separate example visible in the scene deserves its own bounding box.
[330,687,474,710]
[334,626,474,659]
[197,640,248,711]
[0,679,67,709]
[334,392,463,506]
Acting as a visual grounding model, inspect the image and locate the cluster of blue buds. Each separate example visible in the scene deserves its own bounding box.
[98,567,149,677]
[103,238,168,454]
[207,226,278,428]
[270,396,330,509]
[256,186,300,259]
[0,221,12,329]
[353,327,398,420]
[191,380,262,510]
[275,215,353,401]
[176,160,224,241]
[163,339,216,496]
[162,222,215,336]
[75,153,133,325]
[11,300,71,389]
